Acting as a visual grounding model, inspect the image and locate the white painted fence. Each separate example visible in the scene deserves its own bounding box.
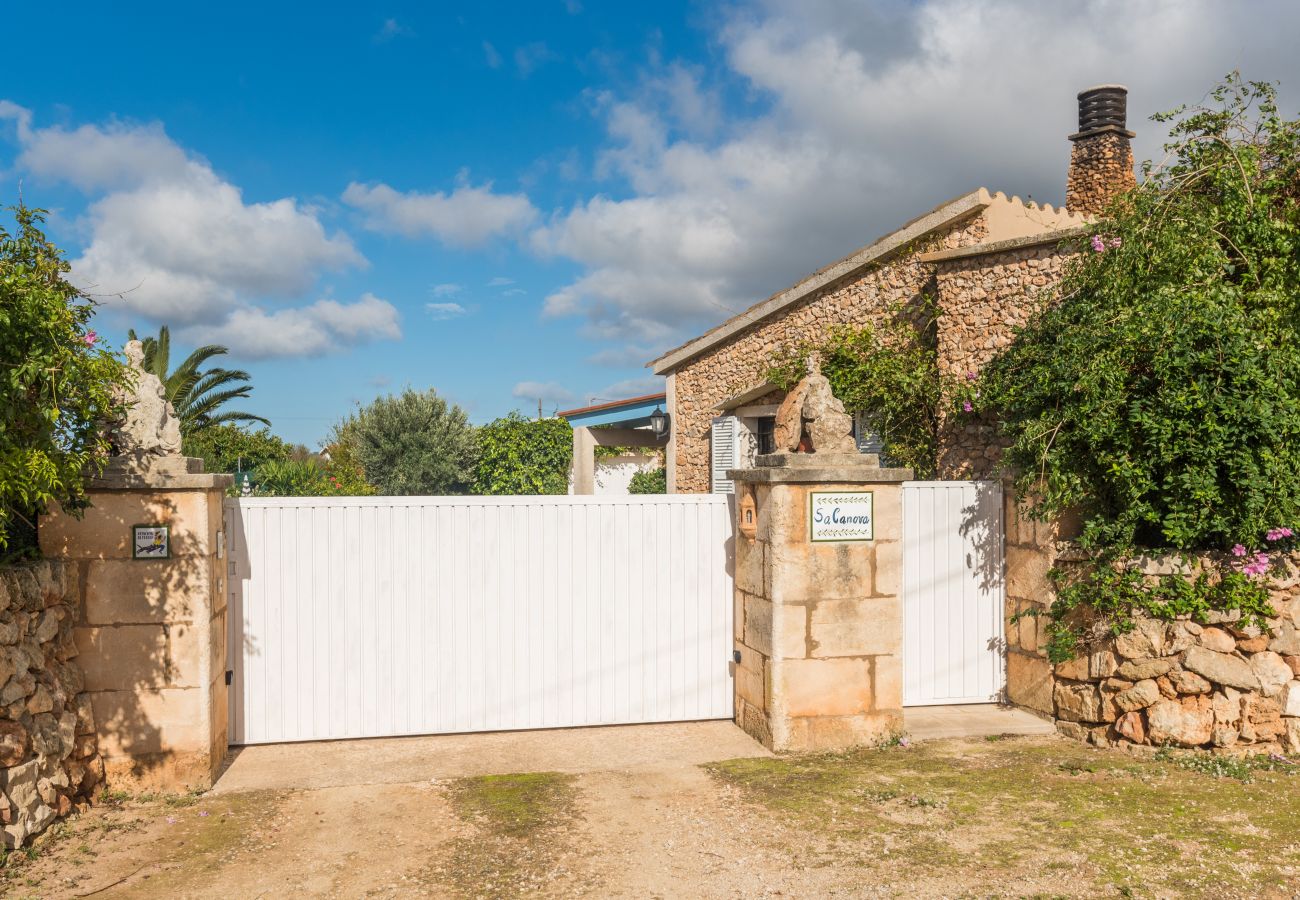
[902,481,1005,706]
[225,495,734,745]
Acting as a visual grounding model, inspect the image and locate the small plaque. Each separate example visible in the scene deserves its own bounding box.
[809,491,873,542]
[132,524,170,559]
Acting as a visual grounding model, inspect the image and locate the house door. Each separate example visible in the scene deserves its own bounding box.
[902,481,1005,706]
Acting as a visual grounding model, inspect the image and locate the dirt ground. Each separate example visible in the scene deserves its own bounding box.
[2,732,1297,899]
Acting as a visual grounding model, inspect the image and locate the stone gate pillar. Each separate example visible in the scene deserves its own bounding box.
[39,468,232,790]
[730,452,911,752]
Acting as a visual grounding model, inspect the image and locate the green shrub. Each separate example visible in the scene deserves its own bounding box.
[474,414,572,495]
[628,468,667,494]
[0,204,128,553]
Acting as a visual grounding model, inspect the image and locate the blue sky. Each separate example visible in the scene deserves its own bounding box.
[4,1,1298,446]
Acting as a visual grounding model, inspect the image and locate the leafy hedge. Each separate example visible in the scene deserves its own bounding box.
[1,205,127,555]
[474,413,572,495]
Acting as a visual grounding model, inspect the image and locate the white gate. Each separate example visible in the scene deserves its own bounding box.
[902,481,1005,706]
[225,495,734,745]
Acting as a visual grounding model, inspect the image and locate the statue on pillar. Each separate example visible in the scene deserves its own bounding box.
[105,340,191,476]
[772,367,859,455]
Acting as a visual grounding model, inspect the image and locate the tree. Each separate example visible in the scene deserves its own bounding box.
[0,204,128,552]
[473,413,572,495]
[182,423,295,476]
[127,325,268,435]
[330,388,476,495]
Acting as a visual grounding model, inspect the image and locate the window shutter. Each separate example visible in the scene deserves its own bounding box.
[711,416,740,494]
[854,411,885,456]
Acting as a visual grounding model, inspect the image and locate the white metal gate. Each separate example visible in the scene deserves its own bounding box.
[902,481,1005,706]
[225,495,734,745]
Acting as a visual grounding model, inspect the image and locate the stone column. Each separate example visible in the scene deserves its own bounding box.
[730,455,911,752]
[572,427,597,495]
[39,469,232,790]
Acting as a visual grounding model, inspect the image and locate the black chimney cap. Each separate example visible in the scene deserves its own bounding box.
[1071,84,1135,140]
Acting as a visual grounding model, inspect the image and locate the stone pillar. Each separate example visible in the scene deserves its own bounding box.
[572,426,597,495]
[730,455,911,752]
[39,470,233,790]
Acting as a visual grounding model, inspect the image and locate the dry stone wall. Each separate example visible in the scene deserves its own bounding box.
[932,239,1077,478]
[670,214,989,493]
[1066,131,1136,217]
[0,561,103,848]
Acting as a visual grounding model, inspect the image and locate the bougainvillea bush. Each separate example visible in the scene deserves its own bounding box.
[0,205,127,554]
[980,76,1300,657]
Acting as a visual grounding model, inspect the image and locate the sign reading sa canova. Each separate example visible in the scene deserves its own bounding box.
[809,491,873,542]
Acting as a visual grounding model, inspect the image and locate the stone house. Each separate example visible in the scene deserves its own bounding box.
[650,85,1136,495]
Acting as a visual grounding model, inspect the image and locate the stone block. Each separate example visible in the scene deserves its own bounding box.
[1147,697,1213,747]
[808,597,900,658]
[768,540,873,604]
[89,687,209,758]
[872,654,903,711]
[1114,679,1160,713]
[776,657,874,718]
[40,489,214,560]
[1054,680,1103,722]
[734,653,765,710]
[1199,627,1236,653]
[733,539,765,596]
[733,590,745,642]
[1116,657,1175,681]
[1006,545,1052,601]
[83,558,207,625]
[1282,680,1300,717]
[1249,651,1293,699]
[743,596,806,659]
[873,541,902,597]
[1182,646,1260,692]
[1114,619,1168,659]
[1006,651,1053,714]
[1054,654,1090,682]
[781,711,901,753]
[74,625,169,691]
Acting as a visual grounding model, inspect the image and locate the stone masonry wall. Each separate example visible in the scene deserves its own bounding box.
[0,561,103,848]
[932,239,1077,478]
[1048,554,1300,753]
[1066,131,1136,217]
[671,214,989,493]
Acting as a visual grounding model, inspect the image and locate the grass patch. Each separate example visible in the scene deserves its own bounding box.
[445,772,577,839]
[428,772,589,898]
[707,736,1300,898]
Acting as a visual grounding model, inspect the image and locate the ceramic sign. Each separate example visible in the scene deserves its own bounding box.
[809,491,874,542]
[132,524,170,559]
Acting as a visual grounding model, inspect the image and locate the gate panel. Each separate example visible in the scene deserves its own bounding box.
[226,495,734,745]
[902,481,1005,706]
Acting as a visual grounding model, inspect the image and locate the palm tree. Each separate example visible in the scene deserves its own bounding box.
[127,326,270,435]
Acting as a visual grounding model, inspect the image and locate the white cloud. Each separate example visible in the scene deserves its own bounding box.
[189,293,401,359]
[512,381,574,405]
[487,276,514,287]
[426,302,468,320]
[532,0,1300,348]
[483,41,503,69]
[431,283,463,296]
[343,179,537,247]
[1,103,374,357]
[598,376,664,399]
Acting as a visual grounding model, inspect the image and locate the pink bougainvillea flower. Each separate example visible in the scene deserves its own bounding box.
[1231,544,1247,557]
[83,331,98,346]
[1266,527,1294,541]
[962,401,973,413]
[1090,235,1106,252]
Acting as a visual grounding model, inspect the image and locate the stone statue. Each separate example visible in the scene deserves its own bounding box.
[772,370,858,455]
[109,340,185,474]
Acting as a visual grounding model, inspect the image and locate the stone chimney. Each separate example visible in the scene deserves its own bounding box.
[1065,84,1136,216]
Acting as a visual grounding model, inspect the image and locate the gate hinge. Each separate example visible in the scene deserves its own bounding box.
[225,669,233,686]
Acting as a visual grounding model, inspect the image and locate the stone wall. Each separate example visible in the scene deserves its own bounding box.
[731,468,908,751]
[1066,131,1136,217]
[0,560,103,848]
[669,213,989,493]
[928,235,1079,478]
